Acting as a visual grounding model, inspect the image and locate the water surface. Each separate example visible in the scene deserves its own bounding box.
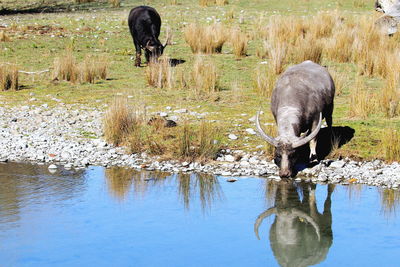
[0,163,399,266]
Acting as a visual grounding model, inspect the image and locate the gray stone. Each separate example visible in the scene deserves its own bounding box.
[228,134,238,140]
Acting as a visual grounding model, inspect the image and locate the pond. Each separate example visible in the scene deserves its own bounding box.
[0,163,399,267]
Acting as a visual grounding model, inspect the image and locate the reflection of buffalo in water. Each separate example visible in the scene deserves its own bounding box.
[255,182,334,267]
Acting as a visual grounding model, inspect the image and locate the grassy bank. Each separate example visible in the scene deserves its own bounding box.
[1,0,399,161]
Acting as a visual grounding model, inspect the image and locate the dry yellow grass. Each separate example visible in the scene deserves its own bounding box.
[380,70,400,118]
[307,11,339,39]
[178,120,221,161]
[0,64,18,91]
[104,98,137,146]
[53,52,108,84]
[199,0,228,6]
[291,35,323,64]
[267,40,287,74]
[184,23,227,54]
[80,56,97,84]
[216,0,229,6]
[324,26,355,63]
[146,58,175,89]
[0,31,11,42]
[348,78,376,118]
[52,50,78,83]
[192,56,219,97]
[254,65,276,98]
[108,0,120,7]
[330,69,348,96]
[230,27,248,58]
[381,128,400,162]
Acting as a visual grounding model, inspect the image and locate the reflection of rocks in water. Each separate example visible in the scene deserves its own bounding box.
[105,167,169,201]
[0,162,86,229]
[255,181,334,267]
[178,173,222,211]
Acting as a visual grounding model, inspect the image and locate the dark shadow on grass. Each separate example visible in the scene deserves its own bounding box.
[169,59,186,67]
[294,126,355,173]
[316,126,355,161]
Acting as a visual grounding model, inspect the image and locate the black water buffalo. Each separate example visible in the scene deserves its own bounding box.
[256,60,335,178]
[254,182,334,267]
[128,6,170,67]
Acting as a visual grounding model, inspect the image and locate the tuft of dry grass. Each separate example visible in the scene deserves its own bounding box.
[381,128,400,162]
[53,52,108,84]
[192,56,219,97]
[380,70,400,118]
[104,98,138,146]
[0,64,18,91]
[178,120,222,161]
[184,23,227,54]
[267,40,287,75]
[330,69,348,96]
[291,35,323,64]
[108,0,120,7]
[216,0,229,6]
[348,78,375,118]
[230,27,248,58]
[324,26,355,63]
[254,65,276,98]
[199,0,228,6]
[80,56,97,84]
[146,58,175,89]
[0,31,11,42]
[52,50,78,83]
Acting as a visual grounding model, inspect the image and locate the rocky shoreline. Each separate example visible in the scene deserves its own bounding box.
[1,104,399,189]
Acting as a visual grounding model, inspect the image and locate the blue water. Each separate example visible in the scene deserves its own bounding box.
[0,163,399,267]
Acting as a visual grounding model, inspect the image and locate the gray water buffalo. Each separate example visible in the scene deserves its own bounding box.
[256,60,335,178]
[128,6,170,67]
[254,182,334,267]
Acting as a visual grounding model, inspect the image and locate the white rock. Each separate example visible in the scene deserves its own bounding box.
[330,160,346,169]
[48,164,57,169]
[228,134,238,140]
[245,128,256,135]
[225,155,235,162]
[159,112,168,117]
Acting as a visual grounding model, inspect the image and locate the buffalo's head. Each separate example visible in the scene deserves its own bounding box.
[145,30,172,61]
[255,112,322,178]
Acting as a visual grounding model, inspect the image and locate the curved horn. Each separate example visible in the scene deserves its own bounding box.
[254,207,277,240]
[291,208,321,241]
[292,113,322,149]
[255,111,279,147]
[163,28,172,48]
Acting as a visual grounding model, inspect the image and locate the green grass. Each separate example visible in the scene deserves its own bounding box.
[0,0,398,161]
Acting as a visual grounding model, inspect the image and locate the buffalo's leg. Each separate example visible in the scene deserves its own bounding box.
[309,120,319,161]
[145,50,151,64]
[134,40,141,67]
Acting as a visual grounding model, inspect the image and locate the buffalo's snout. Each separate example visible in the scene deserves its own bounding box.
[279,169,292,178]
